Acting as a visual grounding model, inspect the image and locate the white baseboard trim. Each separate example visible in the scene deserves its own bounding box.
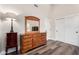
[0,50,5,55]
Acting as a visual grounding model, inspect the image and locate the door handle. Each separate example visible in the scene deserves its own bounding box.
[75,31,78,34]
[56,30,58,32]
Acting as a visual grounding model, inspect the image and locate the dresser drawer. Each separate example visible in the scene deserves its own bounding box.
[22,42,32,46]
[21,49,29,53]
[23,40,32,44]
[23,36,32,39]
[22,45,32,49]
[22,47,32,50]
[22,39,32,42]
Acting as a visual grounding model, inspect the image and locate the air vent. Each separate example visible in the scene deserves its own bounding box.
[34,4,38,7]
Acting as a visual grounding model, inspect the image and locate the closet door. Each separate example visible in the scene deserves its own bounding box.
[55,18,65,42]
[65,16,79,46]
[55,15,79,46]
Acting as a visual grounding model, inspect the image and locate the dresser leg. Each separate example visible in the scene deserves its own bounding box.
[6,48,8,55]
[16,46,18,54]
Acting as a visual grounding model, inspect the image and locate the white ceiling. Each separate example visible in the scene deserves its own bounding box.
[1,4,79,19]
[0,4,51,17]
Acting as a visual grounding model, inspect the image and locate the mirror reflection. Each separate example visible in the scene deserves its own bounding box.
[27,20,39,32]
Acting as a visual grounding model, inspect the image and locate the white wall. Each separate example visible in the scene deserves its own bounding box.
[0,20,2,52]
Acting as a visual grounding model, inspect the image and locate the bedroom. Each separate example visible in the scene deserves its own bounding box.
[0,4,79,55]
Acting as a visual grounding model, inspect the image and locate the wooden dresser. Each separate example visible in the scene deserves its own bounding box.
[20,32,46,54]
[6,32,18,55]
[20,16,47,54]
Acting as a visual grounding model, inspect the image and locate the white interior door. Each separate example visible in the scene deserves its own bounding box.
[65,16,79,46]
[55,18,65,42]
[55,15,79,46]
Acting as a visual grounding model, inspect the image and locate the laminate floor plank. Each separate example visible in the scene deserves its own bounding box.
[26,40,79,55]
[8,40,79,55]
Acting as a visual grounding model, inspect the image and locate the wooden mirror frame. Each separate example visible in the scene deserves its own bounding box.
[25,16,40,32]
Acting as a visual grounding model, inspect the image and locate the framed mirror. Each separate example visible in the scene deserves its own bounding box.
[25,16,40,32]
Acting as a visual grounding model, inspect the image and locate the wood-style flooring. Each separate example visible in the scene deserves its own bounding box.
[8,40,79,55]
[24,40,79,55]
